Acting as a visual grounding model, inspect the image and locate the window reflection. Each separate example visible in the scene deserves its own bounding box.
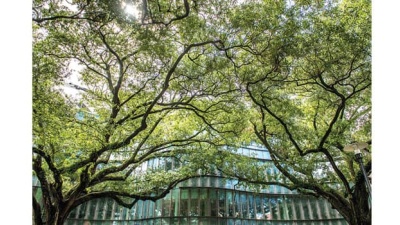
[155,199,162,217]
[190,189,199,216]
[210,190,218,217]
[181,189,189,216]
[248,194,254,219]
[66,175,347,224]
[66,188,348,225]
[227,191,234,217]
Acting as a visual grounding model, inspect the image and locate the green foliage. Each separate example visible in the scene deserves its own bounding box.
[32,0,371,224]
[218,1,371,224]
[32,1,248,224]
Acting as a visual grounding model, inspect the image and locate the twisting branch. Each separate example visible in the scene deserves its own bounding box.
[59,40,224,175]
[73,175,199,209]
[146,0,191,26]
[32,195,43,225]
[32,146,65,202]
[32,2,93,23]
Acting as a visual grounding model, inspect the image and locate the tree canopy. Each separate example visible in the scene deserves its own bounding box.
[32,1,371,225]
[213,1,371,224]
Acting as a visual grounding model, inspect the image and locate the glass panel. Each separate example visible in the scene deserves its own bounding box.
[242,148,249,156]
[173,158,180,168]
[148,159,154,169]
[255,195,264,220]
[248,194,255,219]
[227,191,234,217]
[113,202,121,220]
[219,218,227,225]
[190,217,198,225]
[190,189,199,216]
[326,201,337,218]
[225,179,235,189]
[127,206,135,220]
[76,203,86,219]
[310,199,319,220]
[148,201,155,218]
[275,185,281,194]
[279,196,289,220]
[318,199,328,219]
[162,193,171,217]
[136,200,143,219]
[153,218,161,225]
[181,189,189,216]
[218,189,226,217]
[77,203,86,219]
[154,158,159,168]
[166,158,173,170]
[240,193,248,219]
[270,197,279,220]
[155,199,162,217]
[172,189,179,217]
[234,192,240,218]
[199,189,209,216]
[124,207,130,220]
[201,177,210,187]
[194,177,203,187]
[210,177,216,187]
[210,189,218,217]
[262,196,271,220]
[293,196,303,220]
[180,218,189,225]
[98,199,111,220]
[218,177,224,188]
[162,218,171,225]
[116,206,123,221]
[287,196,296,220]
[209,218,218,225]
[68,207,77,219]
[170,218,179,225]
[302,198,311,220]
[142,201,148,219]
[181,179,190,187]
[334,206,342,218]
[95,199,104,220]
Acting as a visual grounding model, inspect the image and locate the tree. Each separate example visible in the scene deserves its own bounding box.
[214,1,371,225]
[32,1,246,224]
[33,0,372,225]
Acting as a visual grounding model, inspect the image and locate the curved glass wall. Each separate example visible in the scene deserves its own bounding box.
[62,146,348,225]
[65,182,346,225]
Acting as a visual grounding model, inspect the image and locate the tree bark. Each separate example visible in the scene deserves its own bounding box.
[32,198,74,225]
[340,161,371,225]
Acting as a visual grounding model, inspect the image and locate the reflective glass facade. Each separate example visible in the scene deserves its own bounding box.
[59,146,348,225]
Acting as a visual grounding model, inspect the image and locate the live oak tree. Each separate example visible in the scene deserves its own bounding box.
[32,0,372,225]
[32,0,246,224]
[214,1,371,225]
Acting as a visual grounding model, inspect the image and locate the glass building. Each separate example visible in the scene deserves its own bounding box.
[35,146,348,225]
[57,147,347,225]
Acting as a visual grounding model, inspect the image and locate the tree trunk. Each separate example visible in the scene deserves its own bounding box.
[342,162,371,225]
[351,161,371,225]
[33,201,72,225]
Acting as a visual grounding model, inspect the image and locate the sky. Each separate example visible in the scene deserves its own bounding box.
[0,0,398,223]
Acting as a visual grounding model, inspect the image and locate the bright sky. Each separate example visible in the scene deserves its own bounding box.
[62,1,141,98]
[62,60,84,97]
[122,1,141,19]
